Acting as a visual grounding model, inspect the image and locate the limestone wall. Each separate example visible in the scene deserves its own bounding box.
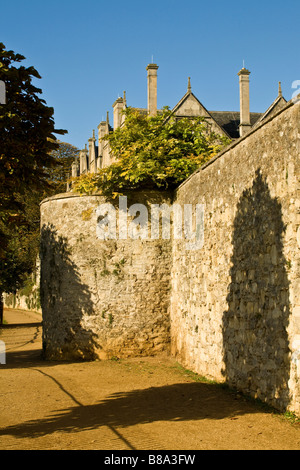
[40,99,300,415]
[171,100,300,413]
[4,260,41,313]
[4,290,41,313]
[40,191,172,361]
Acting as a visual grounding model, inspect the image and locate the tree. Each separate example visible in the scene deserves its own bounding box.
[0,42,66,321]
[72,107,230,197]
[48,140,79,194]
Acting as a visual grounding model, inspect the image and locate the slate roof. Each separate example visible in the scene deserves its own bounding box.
[132,107,263,139]
[209,111,263,138]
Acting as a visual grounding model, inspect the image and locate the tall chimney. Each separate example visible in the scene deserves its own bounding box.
[146,63,159,116]
[238,67,251,137]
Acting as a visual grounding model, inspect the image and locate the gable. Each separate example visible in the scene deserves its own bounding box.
[253,95,287,128]
[173,93,212,118]
[168,91,230,138]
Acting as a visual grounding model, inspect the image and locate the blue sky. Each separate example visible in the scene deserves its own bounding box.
[1,0,300,149]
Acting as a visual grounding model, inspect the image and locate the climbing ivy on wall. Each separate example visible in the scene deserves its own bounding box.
[72,107,230,197]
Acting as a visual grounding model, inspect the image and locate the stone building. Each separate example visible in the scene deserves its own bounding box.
[71,64,287,178]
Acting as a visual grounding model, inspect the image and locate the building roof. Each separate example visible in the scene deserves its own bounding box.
[251,93,287,129]
[111,81,286,141]
[209,111,263,138]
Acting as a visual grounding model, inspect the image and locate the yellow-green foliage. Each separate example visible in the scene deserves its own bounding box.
[81,208,94,220]
[72,107,230,197]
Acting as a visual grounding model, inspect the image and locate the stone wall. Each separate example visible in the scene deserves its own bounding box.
[171,100,300,414]
[40,99,300,415]
[4,261,41,313]
[4,289,41,313]
[40,191,172,361]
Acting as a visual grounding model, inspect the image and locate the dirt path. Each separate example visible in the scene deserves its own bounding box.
[0,308,299,450]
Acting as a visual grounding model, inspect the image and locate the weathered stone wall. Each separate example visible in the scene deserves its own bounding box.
[4,260,41,313]
[40,191,172,361]
[40,100,300,415]
[171,100,300,414]
[4,289,41,313]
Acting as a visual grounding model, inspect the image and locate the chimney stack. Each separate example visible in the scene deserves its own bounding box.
[238,67,251,137]
[146,63,159,116]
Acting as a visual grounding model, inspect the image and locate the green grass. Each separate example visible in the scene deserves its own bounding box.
[172,362,217,385]
[283,411,300,425]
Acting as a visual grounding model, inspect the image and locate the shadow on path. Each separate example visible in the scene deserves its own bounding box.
[0,373,263,443]
[1,322,41,329]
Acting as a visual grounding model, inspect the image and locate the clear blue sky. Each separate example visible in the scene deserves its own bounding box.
[1,0,300,149]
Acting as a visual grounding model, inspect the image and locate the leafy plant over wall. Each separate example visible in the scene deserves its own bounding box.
[72,107,231,197]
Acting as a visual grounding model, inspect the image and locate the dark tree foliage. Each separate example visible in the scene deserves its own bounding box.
[0,42,67,317]
[49,140,79,195]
